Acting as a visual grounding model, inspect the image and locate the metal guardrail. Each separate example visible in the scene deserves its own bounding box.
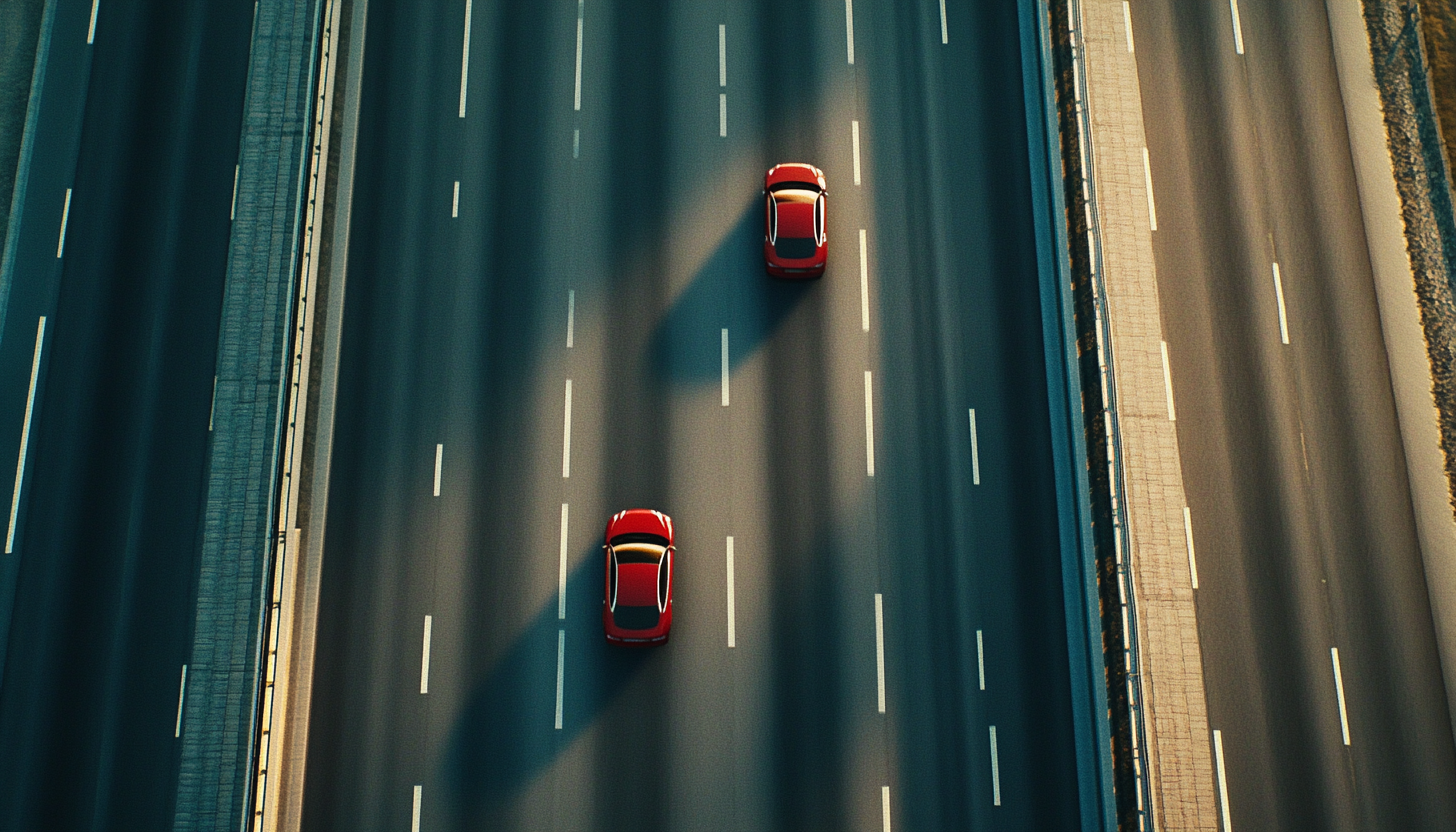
[1060,0,1157,827]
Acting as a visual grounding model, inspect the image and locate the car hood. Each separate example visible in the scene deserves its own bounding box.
[608,509,673,540]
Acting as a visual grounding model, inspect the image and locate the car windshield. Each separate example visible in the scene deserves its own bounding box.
[613,605,660,631]
[771,188,819,204]
[613,542,665,564]
[609,531,668,547]
[774,237,817,260]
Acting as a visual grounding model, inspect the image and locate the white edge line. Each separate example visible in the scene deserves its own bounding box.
[56,188,72,258]
[174,664,188,737]
[574,3,584,111]
[1142,147,1158,231]
[969,409,981,485]
[1161,340,1176,421]
[859,230,870,332]
[458,0,472,117]
[555,629,566,729]
[1184,506,1199,589]
[989,725,1001,805]
[1272,262,1290,345]
[230,166,240,221]
[1214,729,1232,832]
[1229,0,1245,55]
[864,371,875,477]
[726,536,736,648]
[875,593,886,713]
[7,317,46,554]
[433,443,443,496]
[567,289,576,348]
[721,328,730,406]
[845,0,855,64]
[562,379,573,478]
[87,0,100,44]
[1332,647,1351,746]
[976,629,985,690]
[559,503,570,619]
[852,121,862,186]
[208,375,218,432]
[412,784,423,832]
[420,615,433,694]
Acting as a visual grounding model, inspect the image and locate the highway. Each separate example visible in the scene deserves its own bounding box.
[1131,0,1456,828]
[300,0,1096,829]
[0,0,253,828]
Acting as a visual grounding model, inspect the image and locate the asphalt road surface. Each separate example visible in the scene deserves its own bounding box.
[0,0,253,829]
[301,0,1095,830]
[1131,0,1456,828]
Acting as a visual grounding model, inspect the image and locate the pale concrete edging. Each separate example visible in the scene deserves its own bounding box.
[1065,0,1221,828]
[248,0,359,826]
[1326,0,1456,752]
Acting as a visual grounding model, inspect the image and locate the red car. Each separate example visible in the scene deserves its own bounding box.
[602,509,675,645]
[763,163,828,278]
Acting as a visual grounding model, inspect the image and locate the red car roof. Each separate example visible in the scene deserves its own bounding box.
[614,563,659,607]
[775,200,815,239]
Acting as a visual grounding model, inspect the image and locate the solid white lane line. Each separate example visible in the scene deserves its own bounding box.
[208,376,217,432]
[852,121,862,186]
[230,165,239,221]
[845,0,855,64]
[558,504,569,619]
[989,726,1001,805]
[864,371,876,477]
[420,615,433,694]
[174,664,188,737]
[875,593,886,712]
[719,94,727,137]
[1142,147,1157,232]
[555,629,566,729]
[1331,647,1351,745]
[719,24,727,86]
[574,0,585,111]
[87,0,100,44]
[1184,506,1199,590]
[452,181,460,218]
[458,0,473,117]
[939,0,948,44]
[567,289,576,348]
[1123,1,1134,52]
[721,329,730,406]
[859,229,870,332]
[7,317,46,554]
[412,785,423,832]
[56,189,72,258]
[726,536,736,647]
[1213,729,1232,832]
[1229,0,1245,55]
[1161,340,1176,421]
[976,629,985,690]
[968,409,981,485]
[562,380,573,478]
[433,443,443,496]
[881,785,892,831]
[1272,262,1290,345]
